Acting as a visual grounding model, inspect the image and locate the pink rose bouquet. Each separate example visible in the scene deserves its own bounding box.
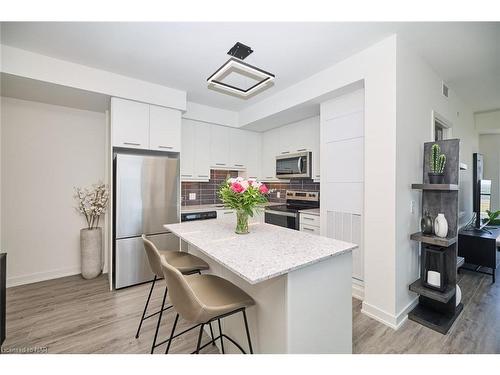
[218,177,270,234]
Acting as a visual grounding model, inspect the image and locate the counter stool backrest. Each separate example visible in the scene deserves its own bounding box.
[141,234,163,278]
[160,256,205,323]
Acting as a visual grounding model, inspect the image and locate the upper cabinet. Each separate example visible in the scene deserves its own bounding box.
[209,125,250,171]
[245,131,262,180]
[261,127,281,182]
[209,125,231,168]
[149,105,181,152]
[260,116,320,182]
[181,119,210,181]
[229,128,248,170]
[111,97,181,152]
[111,98,149,149]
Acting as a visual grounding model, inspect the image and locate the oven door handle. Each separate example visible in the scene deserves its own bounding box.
[297,156,303,173]
[265,210,297,218]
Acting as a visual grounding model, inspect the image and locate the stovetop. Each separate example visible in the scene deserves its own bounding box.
[265,203,319,214]
[265,191,319,214]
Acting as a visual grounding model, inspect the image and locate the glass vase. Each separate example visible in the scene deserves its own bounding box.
[235,209,250,234]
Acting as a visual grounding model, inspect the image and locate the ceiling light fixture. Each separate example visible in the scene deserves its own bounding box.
[207,42,275,98]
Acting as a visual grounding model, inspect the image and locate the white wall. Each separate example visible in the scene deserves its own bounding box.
[0,44,186,111]
[1,97,106,287]
[475,110,500,134]
[183,101,239,128]
[479,135,500,210]
[395,38,479,319]
[238,36,399,327]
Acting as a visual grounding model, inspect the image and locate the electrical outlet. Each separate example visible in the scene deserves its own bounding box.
[277,192,281,199]
[410,200,416,214]
[189,193,196,201]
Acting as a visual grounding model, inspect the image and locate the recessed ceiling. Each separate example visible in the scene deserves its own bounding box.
[1,22,499,112]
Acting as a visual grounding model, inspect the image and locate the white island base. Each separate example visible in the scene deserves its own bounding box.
[189,245,352,354]
[166,220,355,354]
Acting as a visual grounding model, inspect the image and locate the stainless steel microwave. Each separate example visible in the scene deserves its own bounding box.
[276,151,312,179]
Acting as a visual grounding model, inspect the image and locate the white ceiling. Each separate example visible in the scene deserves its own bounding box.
[1,22,499,112]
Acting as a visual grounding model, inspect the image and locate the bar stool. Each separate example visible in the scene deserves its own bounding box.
[160,256,255,354]
[138,234,212,354]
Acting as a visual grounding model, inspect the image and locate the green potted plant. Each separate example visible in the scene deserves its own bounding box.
[428,143,446,184]
[485,210,500,225]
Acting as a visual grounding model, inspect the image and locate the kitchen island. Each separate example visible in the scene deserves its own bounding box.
[165,220,356,354]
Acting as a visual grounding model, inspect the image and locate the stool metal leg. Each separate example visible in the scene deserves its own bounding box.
[209,322,215,345]
[165,313,179,354]
[242,309,253,354]
[151,286,168,354]
[217,318,225,354]
[195,323,204,354]
[135,276,157,339]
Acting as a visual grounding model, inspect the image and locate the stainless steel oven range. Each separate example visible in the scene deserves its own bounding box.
[264,190,319,230]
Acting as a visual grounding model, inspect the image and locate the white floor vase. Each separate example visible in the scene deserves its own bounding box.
[80,228,103,279]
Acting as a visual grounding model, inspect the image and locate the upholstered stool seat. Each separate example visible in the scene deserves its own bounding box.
[183,274,254,323]
[160,251,208,274]
[160,256,255,354]
[136,235,213,354]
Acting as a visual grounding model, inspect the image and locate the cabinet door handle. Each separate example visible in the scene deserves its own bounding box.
[315,175,320,178]
[224,211,234,214]
[297,148,307,152]
[303,217,315,221]
[234,164,244,167]
[281,151,290,155]
[302,227,315,232]
[215,163,227,166]
[158,145,173,149]
[123,142,141,146]
[181,174,193,177]
[197,175,209,178]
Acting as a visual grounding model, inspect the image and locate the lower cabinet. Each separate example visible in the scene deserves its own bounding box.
[299,213,321,235]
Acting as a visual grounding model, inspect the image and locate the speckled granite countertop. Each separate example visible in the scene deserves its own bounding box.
[298,208,320,216]
[164,220,356,285]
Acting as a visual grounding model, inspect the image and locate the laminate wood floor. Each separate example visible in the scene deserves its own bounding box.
[353,268,500,353]
[2,268,499,354]
[2,274,218,354]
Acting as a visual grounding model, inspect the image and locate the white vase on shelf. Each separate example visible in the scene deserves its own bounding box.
[456,284,462,306]
[434,213,448,238]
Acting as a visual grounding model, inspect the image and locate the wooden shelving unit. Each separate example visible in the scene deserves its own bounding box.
[409,279,455,303]
[409,139,462,335]
[410,232,457,247]
[411,183,459,191]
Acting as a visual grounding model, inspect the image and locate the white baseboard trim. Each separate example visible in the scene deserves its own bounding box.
[352,279,365,300]
[361,297,419,330]
[7,266,81,288]
[395,297,419,329]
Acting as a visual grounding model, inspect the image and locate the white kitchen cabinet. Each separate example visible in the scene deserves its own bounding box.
[210,125,231,168]
[181,119,210,181]
[261,127,280,182]
[180,119,196,180]
[229,128,247,170]
[149,105,181,152]
[311,120,321,181]
[299,212,321,235]
[111,97,149,149]
[111,97,182,153]
[245,132,262,180]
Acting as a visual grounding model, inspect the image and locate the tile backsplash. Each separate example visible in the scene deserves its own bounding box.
[181,170,320,206]
[181,170,238,206]
[266,179,320,203]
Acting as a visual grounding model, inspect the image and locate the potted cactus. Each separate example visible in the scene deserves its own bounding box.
[428,143,446,184]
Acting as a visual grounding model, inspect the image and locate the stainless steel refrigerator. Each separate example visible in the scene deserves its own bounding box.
[113,152,180,289]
